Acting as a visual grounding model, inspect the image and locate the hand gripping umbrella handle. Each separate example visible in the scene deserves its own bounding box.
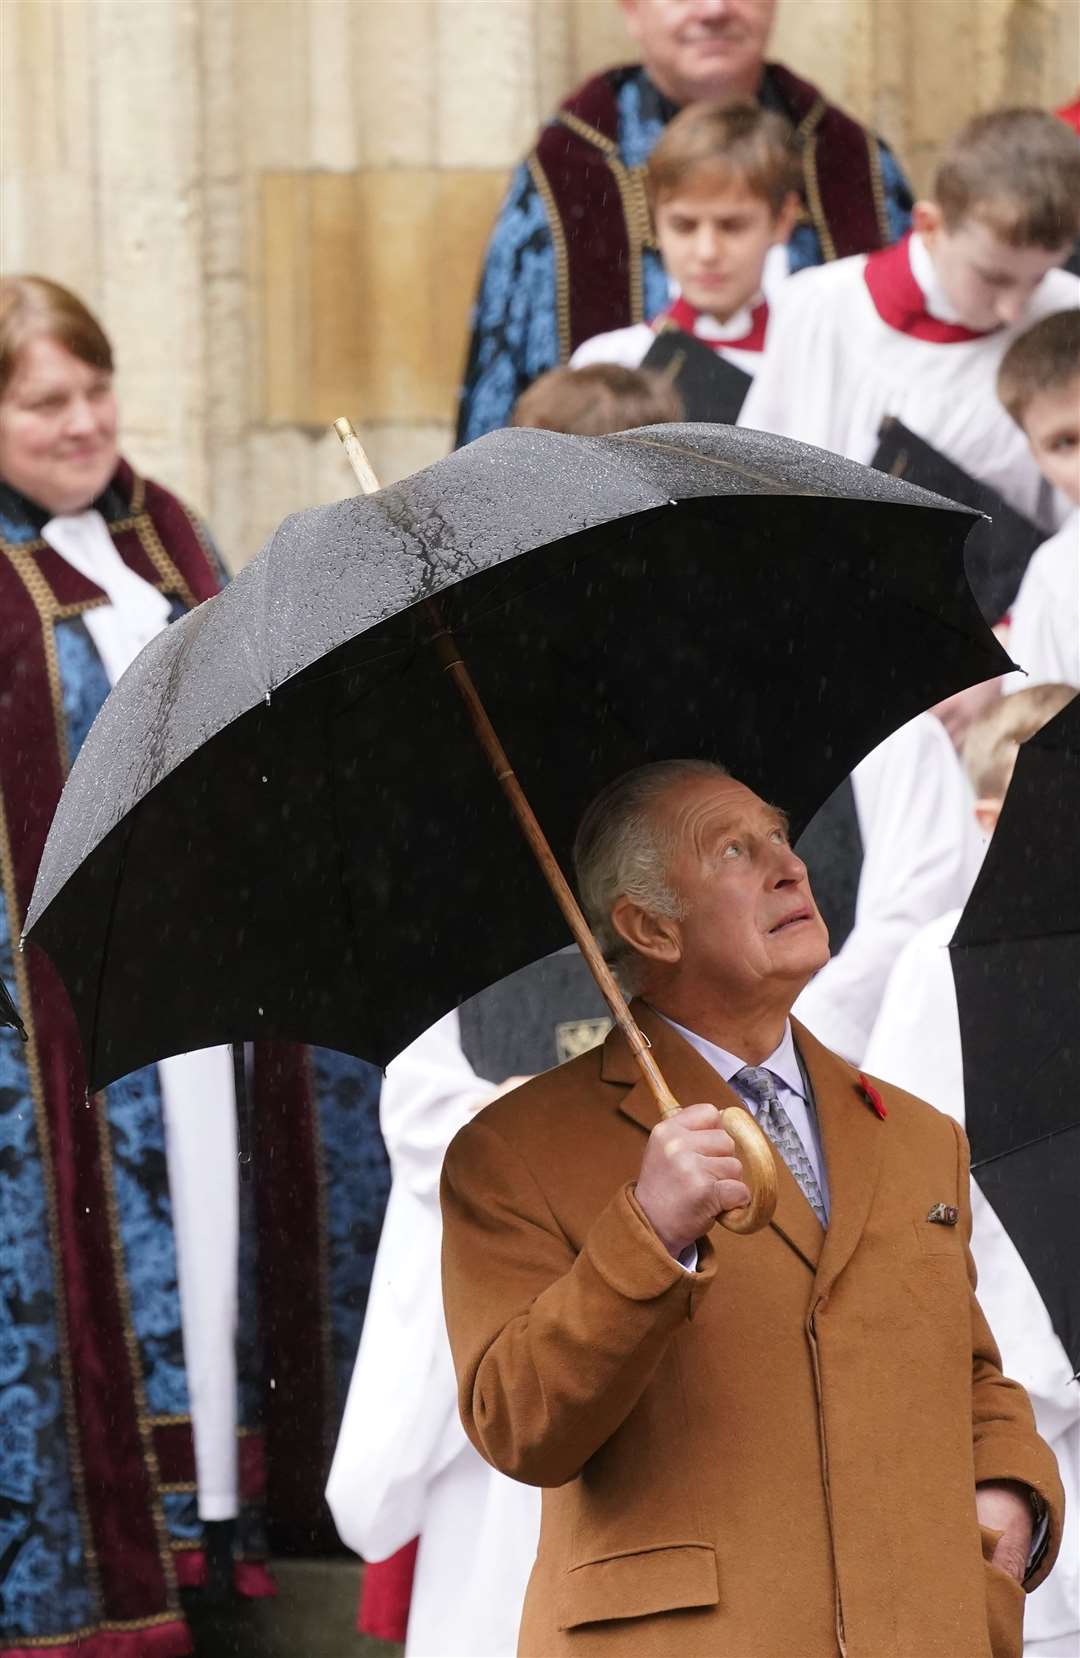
[333,419,778,1236]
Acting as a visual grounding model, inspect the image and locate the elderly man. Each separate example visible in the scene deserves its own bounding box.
[455,0,913,444]
[441,760,1064,1657]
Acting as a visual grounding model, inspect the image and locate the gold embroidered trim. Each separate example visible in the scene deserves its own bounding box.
[145,1412,193,1428]
[0,789,104,1605]
[182,503,222,582]
[802,139,836,263]
[1,541,71,771]
[866,130,890,247]
[793,96,837,262]
[157,1481,198,1495]
[527,152,573,365]
[611,157,648,321]
[0,471,196,619]
[556,108,618,158]
[133,511,199,611]
[1,515,141,559]
[12,1611,185,1648]
[795,93,827,144]
[555,111,654,319]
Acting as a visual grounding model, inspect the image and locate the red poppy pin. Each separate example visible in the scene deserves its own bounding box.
[857,1073,887,1120]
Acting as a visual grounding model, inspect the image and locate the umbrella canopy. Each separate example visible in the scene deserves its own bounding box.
[950,694,1080,1373]
[26,422,1006,1089]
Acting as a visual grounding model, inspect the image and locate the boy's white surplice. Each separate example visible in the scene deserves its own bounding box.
[327,1011,540,1658]
[1006,512,1080,691]
[739,234,1079,531]
[865,916,1079,1658]
[794,713,981,1065]
[570,295,768,381]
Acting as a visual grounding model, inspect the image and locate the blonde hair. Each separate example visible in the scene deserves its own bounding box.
[962,683,1077,800]
[0,275,113,397]
[996,310,1080,430]
[647,99,800,216]
[934,109,1080,248]
[511,363,683,436]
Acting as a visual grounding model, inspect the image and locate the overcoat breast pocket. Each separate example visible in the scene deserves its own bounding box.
[913,1214,965,1258]
[557,1542,719,1630]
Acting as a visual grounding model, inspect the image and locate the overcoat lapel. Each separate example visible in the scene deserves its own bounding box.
[604,1003,824,1271]
[792,1018,885,1298]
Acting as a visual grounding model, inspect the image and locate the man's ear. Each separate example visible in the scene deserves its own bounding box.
[610,894,683,967]
[912,199,943,246]
[771,190,802,245]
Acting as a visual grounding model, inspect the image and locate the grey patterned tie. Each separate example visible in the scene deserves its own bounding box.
[733,1066,827,1227]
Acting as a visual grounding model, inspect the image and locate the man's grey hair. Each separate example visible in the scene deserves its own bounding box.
[572,759,730,993]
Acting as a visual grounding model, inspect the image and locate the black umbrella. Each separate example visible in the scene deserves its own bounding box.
[26,421,1003,1132]
[950,694,1080,1374]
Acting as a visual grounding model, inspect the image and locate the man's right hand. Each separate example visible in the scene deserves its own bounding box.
[634,1103,749,1259]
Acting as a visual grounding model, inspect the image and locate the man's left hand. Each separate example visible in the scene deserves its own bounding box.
[975,1481,1034,1582]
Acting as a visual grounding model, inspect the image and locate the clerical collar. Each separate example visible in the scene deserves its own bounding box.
[636,70,680,128]
[651,1010,805,1099]
[658,293,769,351]
[863,233,997,344]
[0,478,52,537]
[0,470,129,538]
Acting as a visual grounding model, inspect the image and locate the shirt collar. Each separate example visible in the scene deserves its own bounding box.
[651,1009,805,1098]
[664,283,764,341]
[907,232,966,326]
[693,299,761,341]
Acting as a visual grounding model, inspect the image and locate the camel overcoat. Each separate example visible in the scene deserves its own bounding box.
[440,1007,1064,1658]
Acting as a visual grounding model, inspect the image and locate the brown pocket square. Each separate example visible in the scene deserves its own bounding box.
[927,1202,959,1226]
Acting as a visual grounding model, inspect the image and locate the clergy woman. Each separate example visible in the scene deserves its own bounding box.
[0,276,387,1656]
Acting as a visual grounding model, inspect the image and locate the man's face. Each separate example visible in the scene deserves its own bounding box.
[917,205,1074,333]
[651,774,829,997]
[655,173,794,320]
[619,0,776,106]
[1022,375,1080,505]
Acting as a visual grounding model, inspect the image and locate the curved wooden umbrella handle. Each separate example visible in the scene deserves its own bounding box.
[715,1107,778,1234]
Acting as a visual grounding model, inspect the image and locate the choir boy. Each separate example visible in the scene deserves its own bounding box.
[864,683,1079,1658]
[511,361,682,435]
[740,109,1080,530]
[997,310,1080,688]
[570,100,799,381]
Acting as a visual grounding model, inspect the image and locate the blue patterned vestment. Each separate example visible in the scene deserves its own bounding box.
[0,474,389,1649]
[456,65,913,444]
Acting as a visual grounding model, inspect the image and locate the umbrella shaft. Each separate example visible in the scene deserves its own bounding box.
[330,415,775,1233]
[422,600,680,1119]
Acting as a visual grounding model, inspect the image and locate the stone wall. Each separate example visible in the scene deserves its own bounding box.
[3,0,1077,568]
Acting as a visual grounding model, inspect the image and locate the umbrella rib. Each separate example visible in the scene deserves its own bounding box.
[277,637,416,697]
[970,1119,1080,1171]
[613,432,823,497]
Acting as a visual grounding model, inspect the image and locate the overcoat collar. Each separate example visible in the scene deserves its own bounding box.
[602,1002,885,1281]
